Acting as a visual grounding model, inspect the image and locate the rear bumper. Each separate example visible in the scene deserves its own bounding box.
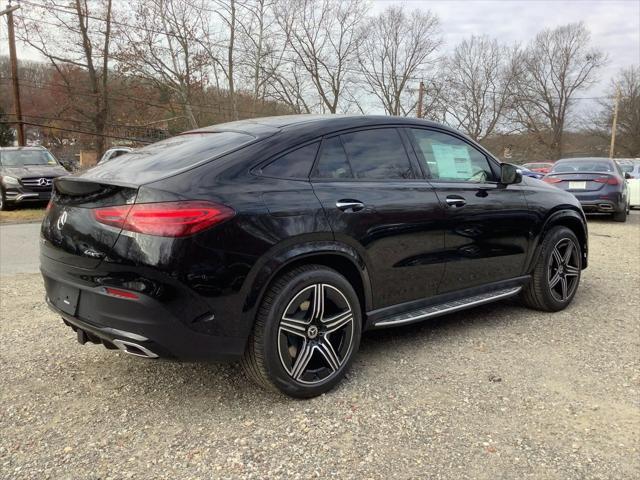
[572,191,624,213]
[579,200,618,213]
[40,256,248,361]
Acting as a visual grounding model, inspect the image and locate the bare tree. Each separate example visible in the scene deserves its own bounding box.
[512,22,606,159]
[115,0,210,129]
[357,5,440,116]
[18,0,113,155]
[275,0,367,114]
[234,0,279,113]
[591,66,640,157]
[441,36,518,141]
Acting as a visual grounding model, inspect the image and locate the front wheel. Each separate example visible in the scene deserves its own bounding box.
[522,226,582,312]
[0,188,8,211]
[241,265,362,398]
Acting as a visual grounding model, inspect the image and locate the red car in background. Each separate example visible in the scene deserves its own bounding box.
[523,162,554,174]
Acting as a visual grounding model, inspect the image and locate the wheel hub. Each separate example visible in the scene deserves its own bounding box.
[306,325,319,339]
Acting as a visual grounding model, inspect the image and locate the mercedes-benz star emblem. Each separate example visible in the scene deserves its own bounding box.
[38,178,51,186]
[57,211,68,230]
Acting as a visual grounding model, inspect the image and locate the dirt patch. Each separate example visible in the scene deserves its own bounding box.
[0,207,46,224]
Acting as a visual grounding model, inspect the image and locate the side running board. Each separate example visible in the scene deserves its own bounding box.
[372,286,522,328]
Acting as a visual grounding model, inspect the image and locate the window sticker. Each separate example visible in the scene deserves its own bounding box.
[431,144,472,179]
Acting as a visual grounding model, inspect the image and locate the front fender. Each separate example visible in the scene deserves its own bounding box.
[525,207,588,273]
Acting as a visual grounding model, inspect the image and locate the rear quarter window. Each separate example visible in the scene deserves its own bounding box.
[261,142,320,179]
[81,132,254,184]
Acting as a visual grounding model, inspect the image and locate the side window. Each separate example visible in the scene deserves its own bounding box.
[261,142,320,179]
[340,129,414,180]
[409,129,494,182]
[314,137,353,179]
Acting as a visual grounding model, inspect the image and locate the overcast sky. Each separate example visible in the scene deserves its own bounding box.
[373,0,639,95]
[1,0,638,98]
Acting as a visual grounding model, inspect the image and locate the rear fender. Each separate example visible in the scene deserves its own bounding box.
[240,240,373,330]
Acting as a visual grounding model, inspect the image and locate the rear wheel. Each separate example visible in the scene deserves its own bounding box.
[241,265,361,398]
[613,207,627,222]
[522,226,582,312]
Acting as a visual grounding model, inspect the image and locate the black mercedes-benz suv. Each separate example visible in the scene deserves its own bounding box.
[0,146,69,210]
[40,115,588,397]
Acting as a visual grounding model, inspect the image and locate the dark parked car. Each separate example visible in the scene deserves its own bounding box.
[0,146,69,210]
[543,157,631,222]
[40,115,588,397]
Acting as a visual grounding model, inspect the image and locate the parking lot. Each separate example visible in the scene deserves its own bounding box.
[0,213,638,479]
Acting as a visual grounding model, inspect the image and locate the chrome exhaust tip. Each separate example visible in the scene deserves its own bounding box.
[112,339,159,359]
[598,204,613,210]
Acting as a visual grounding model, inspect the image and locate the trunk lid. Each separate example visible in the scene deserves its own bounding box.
[544,172,616,192]
[41,177,138,269]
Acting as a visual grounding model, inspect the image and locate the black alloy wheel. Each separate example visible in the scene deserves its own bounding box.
[522,226,582,312]
[241,265,361,398]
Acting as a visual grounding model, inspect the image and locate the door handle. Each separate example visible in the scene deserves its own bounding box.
[336,200,365,212]
[445,196,466,208]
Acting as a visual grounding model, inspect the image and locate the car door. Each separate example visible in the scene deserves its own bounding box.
[310,127,446,311]
[406,128,530,293]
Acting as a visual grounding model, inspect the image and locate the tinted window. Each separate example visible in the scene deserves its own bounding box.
[409,129,494,182]
[262,142,319,179]
[81,132,254,184]
[340,129,414,180]
[314,137,353,179]
[551,161,613,173]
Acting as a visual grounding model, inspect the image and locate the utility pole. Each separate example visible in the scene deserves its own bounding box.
[1,1,24,146]
[416,81,425,119]
[609,86,621,159]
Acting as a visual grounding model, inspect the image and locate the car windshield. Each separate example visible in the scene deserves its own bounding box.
[551,160,613,173]
[0,150,58,167]
[619,163,634,173]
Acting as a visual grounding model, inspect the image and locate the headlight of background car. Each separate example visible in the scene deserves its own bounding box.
[1,176,20,186]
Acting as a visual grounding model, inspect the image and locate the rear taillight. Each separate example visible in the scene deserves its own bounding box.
[593,176,619,185]
[105,287,139,300]
[543,177,562,183]
[93,201,235,237]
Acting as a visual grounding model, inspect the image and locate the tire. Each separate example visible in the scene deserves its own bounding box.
[0,189,10,211]
[613,207,627,222]
[521,226,582,312]
[241,264,362,398]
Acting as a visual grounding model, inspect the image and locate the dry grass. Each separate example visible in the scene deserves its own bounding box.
[0,207,46,224]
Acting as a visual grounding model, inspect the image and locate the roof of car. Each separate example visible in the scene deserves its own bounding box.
[556,157,613,162]
[0,146,48,151]
[186,114,455,138]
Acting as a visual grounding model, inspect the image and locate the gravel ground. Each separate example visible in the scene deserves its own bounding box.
[1,213,639,479]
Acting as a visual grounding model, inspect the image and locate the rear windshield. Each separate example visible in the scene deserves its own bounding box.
[0,150,58,167]
[81,132,254,184]
[551,160,613,173]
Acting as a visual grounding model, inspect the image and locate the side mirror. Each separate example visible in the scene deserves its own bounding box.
[624,172,632,179]
[500,163,523,185]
